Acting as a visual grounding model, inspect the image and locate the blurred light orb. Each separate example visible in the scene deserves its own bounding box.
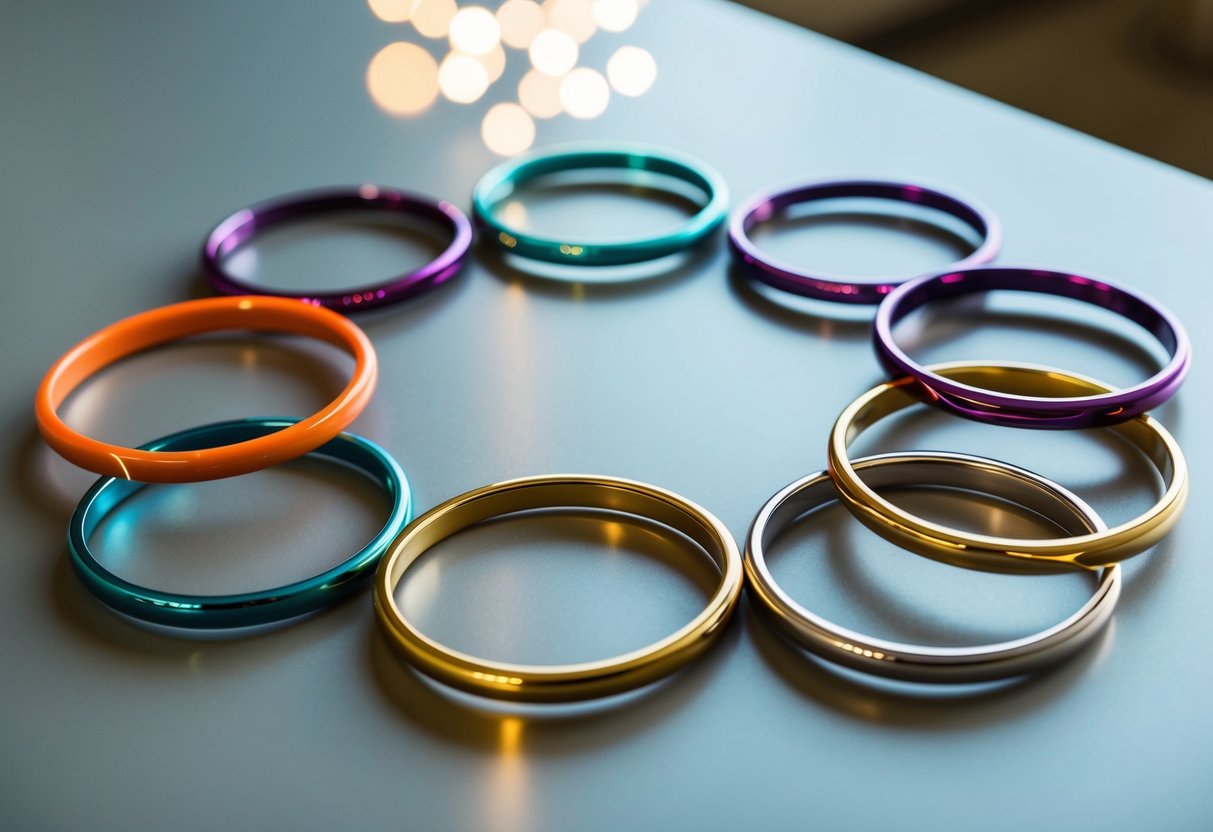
[497,0,546,49]
[529,29,578,76]
[559,67,609,119]
[368,0,418,23]
[592,0,638,32]
[478,42,507,82]
[448,6,501,55]
[366,42,440,116]
[438,52,489,103]
[607,46,656,96]
[546,0,596,44]
[518,69,563,118]
[411,0,457,38]
[482,103,537,156]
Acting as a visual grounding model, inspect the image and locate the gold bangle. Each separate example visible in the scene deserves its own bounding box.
[827,362,1188,573]
[372,475,743,702]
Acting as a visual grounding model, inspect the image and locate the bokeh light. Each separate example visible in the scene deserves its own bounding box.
[606,45,656,96]
[438,52,490,102]
[482,103,537,155]
[497,0,545,49]
[546,0,596,44]
[518,69,563,118]
[529,29,578,76]
[368,0,419,23]
[368,0,655,151]
[592,0,637,32]
[477,42,507,82]
[448,6,500,55]
[366,42,440,116]
[411,0,458,37]
[559,67,609,118]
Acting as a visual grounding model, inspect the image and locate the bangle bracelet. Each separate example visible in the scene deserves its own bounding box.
[728,178,1000,304]
[472,143,728,266]
[874,265,1191,427]
[746,452,1119,683]
[827,362,1189,573]
[35,296,377,483]
[373,474,743,702]
[68,418,412,629]
[203,186,473,312]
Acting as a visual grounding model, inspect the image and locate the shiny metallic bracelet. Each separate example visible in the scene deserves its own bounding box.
[373,474,743,702]
[68,418,413,629]
[203,185,473,312]
[729,177,1000,304]
[828,362,1188,573]
[472,143,728,266]
[747,452,1119,683]
[873,265,1190,428]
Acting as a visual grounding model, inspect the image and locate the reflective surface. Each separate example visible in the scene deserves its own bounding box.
[3,1,1212,830]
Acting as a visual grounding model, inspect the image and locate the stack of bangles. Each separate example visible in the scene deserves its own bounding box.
[33,143,1189,703]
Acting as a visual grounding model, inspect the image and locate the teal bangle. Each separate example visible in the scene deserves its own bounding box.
[67,418,413,629]
[472,143,729,266]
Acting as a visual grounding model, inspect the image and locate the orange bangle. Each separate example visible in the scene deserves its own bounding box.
[35,296,377,483]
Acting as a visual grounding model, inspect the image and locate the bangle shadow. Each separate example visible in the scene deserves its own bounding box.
[366,605,742,754]
[743,596,1116,727]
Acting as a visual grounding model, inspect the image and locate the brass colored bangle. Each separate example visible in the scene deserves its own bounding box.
[373,475,743,702]
[827,362,1188,573]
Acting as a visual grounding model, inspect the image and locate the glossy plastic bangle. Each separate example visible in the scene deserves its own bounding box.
[729,178,1000,304]
[874,265,1191,428]
[747,452,1119,683]
[373,474,743,702]
[35,296,377,483]
[828,362,1188,573]
[68,418,412,629]
[472,143,728,266]
[203,186,473,312]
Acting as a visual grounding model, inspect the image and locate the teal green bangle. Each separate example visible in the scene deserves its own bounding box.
[472,143,729,266]
[67,418,413,629]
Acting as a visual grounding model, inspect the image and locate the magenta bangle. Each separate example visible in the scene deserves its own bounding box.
[203,186,473,312]
[874,265,1192,428]
[728,178,1001,304]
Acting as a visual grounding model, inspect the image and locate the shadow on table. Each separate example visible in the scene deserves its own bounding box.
[46,548,368,664]
[367,608,742,755]
[474,230,722,302]
[744,598,1116,728]
[181,253,473,336]
[727,263,875,339]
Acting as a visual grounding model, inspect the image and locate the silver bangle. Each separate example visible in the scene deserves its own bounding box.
[745,452,1120,684]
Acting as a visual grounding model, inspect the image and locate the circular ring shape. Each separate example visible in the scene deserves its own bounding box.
[203,186,473,312]
[472,143,729,266]
[828,362,1189,573]
[874,265,1191,427]
[373,474,743,702]
[68,418,412,629]
[35,296,377,483]
[728,178,1000,304]
[747,451,1119,683]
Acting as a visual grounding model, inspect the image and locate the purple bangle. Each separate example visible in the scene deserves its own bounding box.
[728,178,1001,304]
[202,185,473,312]
[874,265,1192,429]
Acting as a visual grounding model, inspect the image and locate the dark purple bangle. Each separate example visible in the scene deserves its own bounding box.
[728,178,1001,304]
[202,186,473,312]
[874,265,1192,429]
